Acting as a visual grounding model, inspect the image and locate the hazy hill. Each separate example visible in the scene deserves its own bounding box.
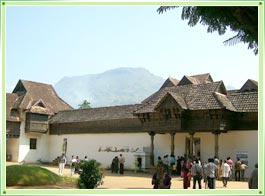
[54,67,165,108]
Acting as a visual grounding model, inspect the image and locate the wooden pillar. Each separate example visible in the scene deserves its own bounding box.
[170,132,176,155]
[149,131,156,166]
[213,130,221,158]
[189,131,195,158]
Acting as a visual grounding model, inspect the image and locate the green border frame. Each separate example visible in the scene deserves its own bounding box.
[1,1,264,195]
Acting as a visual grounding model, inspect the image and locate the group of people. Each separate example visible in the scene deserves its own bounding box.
[152,154,258,189]
[182,156,251,189]
[57,153,90,176]
[110,154,125,174]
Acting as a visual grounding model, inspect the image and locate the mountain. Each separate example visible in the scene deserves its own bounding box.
[54,67,165,108]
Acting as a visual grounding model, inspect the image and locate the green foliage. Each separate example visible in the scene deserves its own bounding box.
[78,100,91,109]
[157,6,258,55]
[77,160,104,189]
[6,165,61,186]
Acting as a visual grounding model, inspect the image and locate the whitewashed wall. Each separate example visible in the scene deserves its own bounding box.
[47,130,258,178]
[6,138,19,162]
[183,131,258,178]
[218,130,258,178]
[17,112,50,162]
[48,133,151,169]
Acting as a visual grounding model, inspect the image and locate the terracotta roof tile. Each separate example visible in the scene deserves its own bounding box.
[49,104,142,123]
[135,81,226,113]
[12,80,73,114]
[6,93,20,122]
[227,92,258,112]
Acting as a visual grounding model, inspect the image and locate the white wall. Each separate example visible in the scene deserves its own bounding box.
[48,133,151,169]
[6,138,19,162]
[153,133,187,161]
[218,130,258,178]
[46,130,258,178]
[182,131,258,178]
[17,112,50,162]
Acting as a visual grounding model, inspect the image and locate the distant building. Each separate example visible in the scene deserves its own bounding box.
[6,73,258,178]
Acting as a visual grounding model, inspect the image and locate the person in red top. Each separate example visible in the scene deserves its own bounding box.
[226,157,234,180]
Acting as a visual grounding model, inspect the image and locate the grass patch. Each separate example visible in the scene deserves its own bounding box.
[6,165,61,186]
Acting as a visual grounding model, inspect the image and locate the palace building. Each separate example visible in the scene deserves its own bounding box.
[6,73,258,178]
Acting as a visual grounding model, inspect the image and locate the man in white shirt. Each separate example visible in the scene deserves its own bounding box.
[222,160,231,187]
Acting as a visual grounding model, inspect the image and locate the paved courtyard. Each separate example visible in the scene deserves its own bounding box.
[6,162,249,189]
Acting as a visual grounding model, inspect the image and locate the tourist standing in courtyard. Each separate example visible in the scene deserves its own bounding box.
[226,157,234,180]
[169,154,176,175]
[204,158,218,189]
[240,161,248,181]
[84,156,89,162]
[119,154,125,174]
[152,163,164,189]
[183,162,192,189]
[191,159,202,189]
[234,157,242,181]
[221,160,231,187]
[70,155,77,176]
[58,153,67,176]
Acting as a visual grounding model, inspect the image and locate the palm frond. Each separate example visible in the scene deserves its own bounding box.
[157,6,178,14]
[223,32,244,46]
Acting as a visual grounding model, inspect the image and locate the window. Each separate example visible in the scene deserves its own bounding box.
[30,138,37,149]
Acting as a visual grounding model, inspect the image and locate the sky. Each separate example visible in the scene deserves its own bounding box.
[5,5,259,92]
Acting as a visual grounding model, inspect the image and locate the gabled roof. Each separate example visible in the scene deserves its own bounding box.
[213,92,236,111]
[240,79,258,93]
[28,99,54,115]
[11,80,73,114]
[177,73,213,86]
[154,92,188,110]
[135,81,231,114]
[49,104,142,124]
[160,77,179,89]
[6,93,20,122]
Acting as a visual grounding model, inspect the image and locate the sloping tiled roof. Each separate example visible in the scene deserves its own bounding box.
[135,81,229,113]
[213,92,236,111]
[190,73,213,84]
[160,77,179,89]
[6,93,20,122]
[12,80,73,114]
[227,92,258,112]
[154,91,188,110]
[178,73,213,86]
[49,104,142,123]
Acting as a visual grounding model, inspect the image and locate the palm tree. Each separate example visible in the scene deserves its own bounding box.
[78,100,91,109]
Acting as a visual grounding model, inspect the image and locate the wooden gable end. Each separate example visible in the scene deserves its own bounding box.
[155,93,186,119]
[12,80,27,96]
[177,76,193,86]
[215,81,227,95]
[240,79,258,92]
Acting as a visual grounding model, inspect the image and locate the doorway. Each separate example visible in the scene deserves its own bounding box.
[185,137,201,158]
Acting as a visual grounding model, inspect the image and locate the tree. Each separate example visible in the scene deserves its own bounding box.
[77,160,104,189]
[78,100,91,109]
[157,6,258,55]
